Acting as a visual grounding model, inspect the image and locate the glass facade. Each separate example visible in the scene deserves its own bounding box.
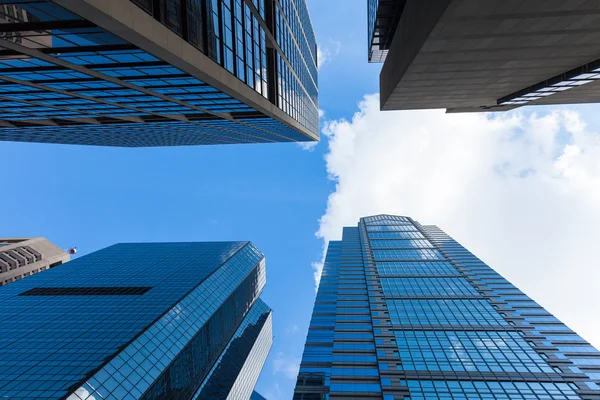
[0,0,317,146]
[367,0,406,63]
[0,241,272,399]
[294,215,600,399]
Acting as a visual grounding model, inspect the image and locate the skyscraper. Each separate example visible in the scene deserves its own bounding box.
[0,241,272,400]
[0,0,318,146]
[368,1,600,113]
[0,237,69,285]
[294,215,600,399]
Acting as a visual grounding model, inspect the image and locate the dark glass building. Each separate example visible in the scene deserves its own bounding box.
[294,215,600,399]
[0,241,272,399]
[0,0,318,146]
[368,1,600,113]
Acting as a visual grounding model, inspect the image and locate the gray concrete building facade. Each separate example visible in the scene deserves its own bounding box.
[368,0,600,113]
[0,238,69,285]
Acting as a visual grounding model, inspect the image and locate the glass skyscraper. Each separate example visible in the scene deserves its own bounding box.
[294,215,600,399]
[0,241,272,399]
[0,0,317,146]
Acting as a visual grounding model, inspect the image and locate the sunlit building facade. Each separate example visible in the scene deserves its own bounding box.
[0,241,272,399]
[294,215,600,399]
[0,0,318,146]
[0,237,69,285]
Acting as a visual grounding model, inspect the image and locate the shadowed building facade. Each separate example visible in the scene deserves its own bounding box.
[0,0,318,146]
[368,1,600,113]
[0,241,272,399]
[294,215,600,399]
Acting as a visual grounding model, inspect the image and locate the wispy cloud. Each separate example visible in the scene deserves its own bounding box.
[272,352,301,380]
[317,40,341,70]
[285,324,300,335]
[314,94,600,349]
[297,141,318,151]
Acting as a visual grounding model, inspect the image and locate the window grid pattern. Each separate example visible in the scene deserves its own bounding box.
[370,239,435,249]
[0,0,318,146]
[221,310,273,399]
[366,225,419,232]
[0,242,266,399]
[424,224,600,396]
[396,331,554,373]
[368,231,425,239]
[364,217,411,225]
[295,228,377,398]
[138,254,265,399]
[381,278,479,297]
[274,0,318,133]
[386,299,508,326]
[296,216,600,400]
[377,261,459,276]
[373,249,444,261]
[192,301,272,399]
[405,380,581,400]
[134,0,318,132]
[77,245,265,400]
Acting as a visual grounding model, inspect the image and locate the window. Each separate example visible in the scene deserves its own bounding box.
[381,278,477,297]
[395,331,554,373]
[386,299,507,326]
[406,380,579,399]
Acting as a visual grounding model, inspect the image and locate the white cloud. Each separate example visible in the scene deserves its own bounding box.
[317,40,341,70]
[285,324,300,335]
[297,141,318,151]
[272,352,301,380]
[316,94,600,349]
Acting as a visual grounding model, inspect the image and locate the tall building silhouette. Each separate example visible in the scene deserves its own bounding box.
[294,215,600,399]
[0,0,318,146]
[0,241,272,399]
[368,1,600,113]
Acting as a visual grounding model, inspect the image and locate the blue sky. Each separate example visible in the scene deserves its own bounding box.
[0,1,375,398]
[3,1,600,399]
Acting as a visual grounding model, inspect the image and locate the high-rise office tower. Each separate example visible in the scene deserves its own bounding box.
[295,215,600,399]
[0,241,272,399]
[368,1,600,113]
[0,237,69,286]
[0,0,318,146]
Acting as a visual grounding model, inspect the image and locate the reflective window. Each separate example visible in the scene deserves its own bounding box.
[373,249,444,261]
[386,299,507,326]
[396,331,553,373]
[406,380,580,400]
[381,278,478,297]
[370,239,434,249]
[329,383,381,392]
[377,261,459,276]
[368,231,425,239]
